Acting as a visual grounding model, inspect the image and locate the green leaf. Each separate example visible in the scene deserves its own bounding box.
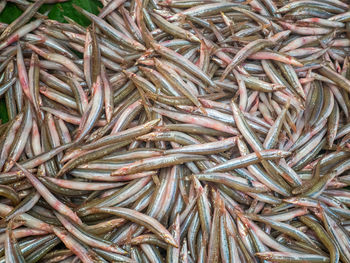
[0,99,8,124]
[0,3,22,24]
[40,0,102,26]
[0,0,101,123]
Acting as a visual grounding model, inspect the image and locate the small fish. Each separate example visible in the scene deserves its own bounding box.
[0,0,348,261]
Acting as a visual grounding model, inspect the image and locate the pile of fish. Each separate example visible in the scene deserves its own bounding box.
[1,0,350,262]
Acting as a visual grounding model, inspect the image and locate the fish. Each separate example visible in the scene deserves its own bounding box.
[0,0,349,261]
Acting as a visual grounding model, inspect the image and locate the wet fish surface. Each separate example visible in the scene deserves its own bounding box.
[0,0,350,262]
